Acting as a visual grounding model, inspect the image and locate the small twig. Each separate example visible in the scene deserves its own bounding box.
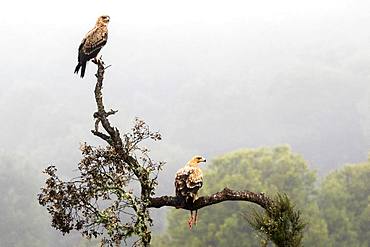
[106,109,118,116]
[91,130,113,145]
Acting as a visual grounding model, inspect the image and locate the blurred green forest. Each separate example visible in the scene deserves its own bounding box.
[153,146,370,247]
[1,146,369,246]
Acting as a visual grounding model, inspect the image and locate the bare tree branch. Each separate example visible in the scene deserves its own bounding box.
[93,58,122,147]
[91,130,112,145]
[148,187,273,210]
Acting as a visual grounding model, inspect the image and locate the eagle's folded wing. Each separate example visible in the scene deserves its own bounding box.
[175,166,203,202]
[82,28,108,56]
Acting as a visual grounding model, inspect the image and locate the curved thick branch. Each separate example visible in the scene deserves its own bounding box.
[148,188,273,210]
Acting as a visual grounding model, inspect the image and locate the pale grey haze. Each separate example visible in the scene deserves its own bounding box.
[0,0,369,246]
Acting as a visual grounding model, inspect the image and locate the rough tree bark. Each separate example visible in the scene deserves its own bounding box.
[148,188,272,210]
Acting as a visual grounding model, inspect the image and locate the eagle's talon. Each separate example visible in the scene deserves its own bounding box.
[193,210,198,225]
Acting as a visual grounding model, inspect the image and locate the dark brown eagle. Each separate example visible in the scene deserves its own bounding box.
[74,15,110,78]
[175,155,206,229]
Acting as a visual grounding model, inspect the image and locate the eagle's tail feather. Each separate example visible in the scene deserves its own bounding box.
[80,62,86,78]
[74,62,86,78]
[74,63,81,74]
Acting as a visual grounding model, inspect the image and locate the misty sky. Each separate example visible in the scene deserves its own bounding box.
[1,0,370,190]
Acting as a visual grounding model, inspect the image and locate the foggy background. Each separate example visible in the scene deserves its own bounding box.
[0,0,369,245]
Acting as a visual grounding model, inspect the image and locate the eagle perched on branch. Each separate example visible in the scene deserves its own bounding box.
[175,156,206,229]
[74,15,110,78]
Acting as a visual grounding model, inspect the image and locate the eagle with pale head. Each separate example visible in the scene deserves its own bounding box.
[74,15,110,78]
[175,155,206,229]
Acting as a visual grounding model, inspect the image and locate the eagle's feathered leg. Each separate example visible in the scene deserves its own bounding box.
[188,210,194,230]
[92,56,101,64]
[192,195,199,226]
[194,210,198,225]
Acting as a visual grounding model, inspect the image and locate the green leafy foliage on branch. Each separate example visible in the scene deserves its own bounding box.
[245,193,306,247]
[38,118,164,246]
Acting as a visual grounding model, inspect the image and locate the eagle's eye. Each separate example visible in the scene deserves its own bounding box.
[100,16,110,22]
